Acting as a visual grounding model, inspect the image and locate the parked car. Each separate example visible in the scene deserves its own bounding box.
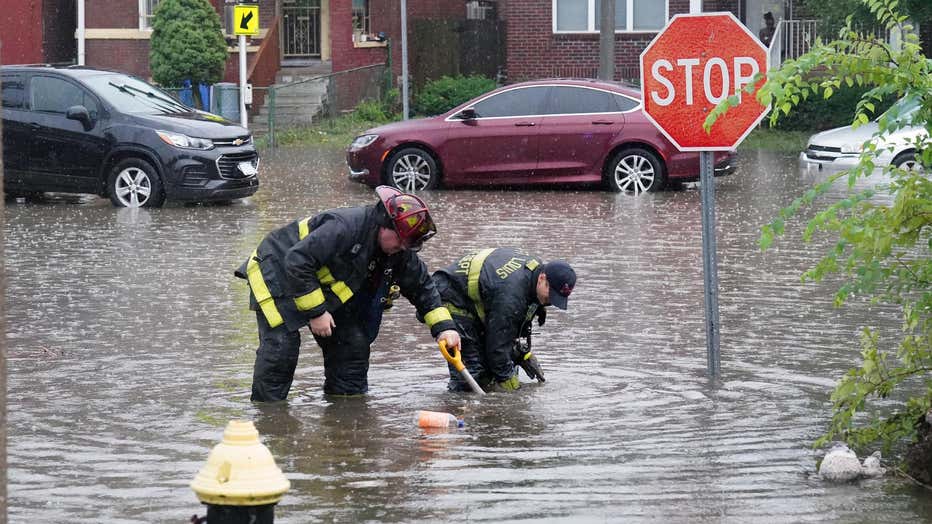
[801,98,927,171]
[1,65,259,207]
[346,78,735,193]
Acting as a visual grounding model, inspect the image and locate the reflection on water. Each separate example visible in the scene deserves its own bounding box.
[6,147,932,522]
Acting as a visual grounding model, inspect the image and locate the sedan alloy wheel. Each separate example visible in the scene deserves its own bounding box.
[608,148,666,194]
[388,148,439,191]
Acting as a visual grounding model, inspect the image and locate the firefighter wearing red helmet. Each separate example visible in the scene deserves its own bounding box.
[235,186,460,401]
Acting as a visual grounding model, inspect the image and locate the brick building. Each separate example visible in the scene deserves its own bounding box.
[1,0,76,66]
[502,0,771,82]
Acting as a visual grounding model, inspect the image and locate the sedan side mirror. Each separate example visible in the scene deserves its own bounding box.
[457,107,477,120]
[66,105,94,131]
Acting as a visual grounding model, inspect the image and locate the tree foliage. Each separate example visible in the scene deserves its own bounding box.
[707,0,931,458]
[149,0,227,93]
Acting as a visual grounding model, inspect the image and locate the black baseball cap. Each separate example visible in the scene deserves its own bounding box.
[544,261,576,310]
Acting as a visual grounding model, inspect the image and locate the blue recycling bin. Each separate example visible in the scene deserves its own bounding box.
[177,80,211,110]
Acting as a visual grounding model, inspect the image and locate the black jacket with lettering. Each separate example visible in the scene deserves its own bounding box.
[235,204,454,335]
[432,248,543,381]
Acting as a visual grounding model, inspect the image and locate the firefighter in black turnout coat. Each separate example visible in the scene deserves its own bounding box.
[430,248,577,392]
[235,186,460,401]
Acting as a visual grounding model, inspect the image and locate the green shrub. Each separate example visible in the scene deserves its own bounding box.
[770,85,896,131]
[413,75,497,116]
[150,0,227,109]
[354,99,390,123]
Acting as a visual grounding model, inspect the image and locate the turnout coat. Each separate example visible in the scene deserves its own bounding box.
[432,248,544,382]
[236,204,454,336]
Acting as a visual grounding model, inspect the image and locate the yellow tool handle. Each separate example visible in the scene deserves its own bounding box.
[438,340,485,395]
[438,339,465,372]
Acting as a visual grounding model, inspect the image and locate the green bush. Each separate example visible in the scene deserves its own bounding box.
[413,75,497,116]
[769,85,896,131]
[150,0,227,109]
[354,99,390,123]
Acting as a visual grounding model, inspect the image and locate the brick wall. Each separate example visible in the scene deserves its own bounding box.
[2,0,45,64]
[87,40,153,77]
[87,0,138,28]
[505,0,740,82]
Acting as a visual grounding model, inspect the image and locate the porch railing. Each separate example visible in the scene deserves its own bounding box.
[258,63,388,147]
[769,19,820,68]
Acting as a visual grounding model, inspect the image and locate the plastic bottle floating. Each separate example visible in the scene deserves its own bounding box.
[414,410,465,429]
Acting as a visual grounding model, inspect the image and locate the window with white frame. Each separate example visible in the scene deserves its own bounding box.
[352,0,371,34]
[140,0,160,30]
[553,0,667,33]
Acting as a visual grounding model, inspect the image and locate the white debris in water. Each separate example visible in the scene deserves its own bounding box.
[861,451,886,478]
[819,442,864,482]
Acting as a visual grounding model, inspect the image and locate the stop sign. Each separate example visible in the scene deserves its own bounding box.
[640,12,770,151]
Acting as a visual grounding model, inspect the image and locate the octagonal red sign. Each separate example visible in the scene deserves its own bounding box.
[640,12,770,151]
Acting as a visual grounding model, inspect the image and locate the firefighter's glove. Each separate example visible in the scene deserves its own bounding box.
[511,341,545,382]
[518,352,545,382]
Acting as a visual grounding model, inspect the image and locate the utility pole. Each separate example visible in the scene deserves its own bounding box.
[598,0,615,80]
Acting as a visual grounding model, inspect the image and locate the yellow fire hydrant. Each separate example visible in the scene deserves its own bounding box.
[190,420,290,524]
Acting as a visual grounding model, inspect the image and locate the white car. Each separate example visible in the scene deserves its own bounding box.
[800,100,926,171]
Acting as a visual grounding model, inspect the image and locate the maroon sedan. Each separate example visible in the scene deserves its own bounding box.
[346,79,735,193]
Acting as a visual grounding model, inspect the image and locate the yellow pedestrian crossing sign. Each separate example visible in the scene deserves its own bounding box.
[234,4,259,36]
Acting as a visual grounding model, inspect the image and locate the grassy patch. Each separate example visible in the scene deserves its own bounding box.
[256,111,401,149]
[739,128,810,153]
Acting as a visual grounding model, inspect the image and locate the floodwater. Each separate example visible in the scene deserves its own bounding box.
[5,147,931,523]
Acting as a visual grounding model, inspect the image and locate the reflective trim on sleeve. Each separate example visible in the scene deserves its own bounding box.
[526,258,539,271]
[423,306,453,327]
[330,281,354,303]
[298,217,313,240]
[467,248,495,323]
[246,250,284,328]
[294,288,325,311]
[316,266,336,285]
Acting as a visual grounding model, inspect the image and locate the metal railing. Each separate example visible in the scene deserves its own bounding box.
[769,19,820,68]
[256,63,389,147]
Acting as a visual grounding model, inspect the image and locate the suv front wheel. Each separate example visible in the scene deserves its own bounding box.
[107,158,165,208]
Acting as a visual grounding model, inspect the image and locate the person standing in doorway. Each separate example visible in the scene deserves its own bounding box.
[759,12,777,48]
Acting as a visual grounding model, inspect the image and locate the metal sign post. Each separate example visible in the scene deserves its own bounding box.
[234,3,259,128]
[640,13,770,377]
[699,151,721,375]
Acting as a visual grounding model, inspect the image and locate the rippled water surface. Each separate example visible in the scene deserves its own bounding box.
[6,147,931,523]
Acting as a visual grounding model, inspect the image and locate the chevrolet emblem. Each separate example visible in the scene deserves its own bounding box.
[233,138,244,146]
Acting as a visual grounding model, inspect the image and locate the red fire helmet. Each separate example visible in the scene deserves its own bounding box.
[375,186,437,251]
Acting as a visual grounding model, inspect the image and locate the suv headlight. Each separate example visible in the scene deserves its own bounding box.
[351,134,379,149]
[156,130,214,150]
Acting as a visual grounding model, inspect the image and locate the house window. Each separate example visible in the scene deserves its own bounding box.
[140,0,160,30]
[352,0,370,34]
[553,0,667,33]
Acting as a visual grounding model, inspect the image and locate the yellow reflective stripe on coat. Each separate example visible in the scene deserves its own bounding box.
[316,266,336,285]
[467,248,495,323]
[423,306,453,328]
[330,281,353,303]
[298,217,313,239]
[526,258,539,271]
[246,250,284,328]
[293,265,352,310]
[294,288,325,311]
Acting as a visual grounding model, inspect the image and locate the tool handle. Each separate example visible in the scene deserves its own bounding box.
[438,340,465,372]
[438,340,485,395]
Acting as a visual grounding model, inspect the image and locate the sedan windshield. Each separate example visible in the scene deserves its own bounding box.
[83,74,192,114]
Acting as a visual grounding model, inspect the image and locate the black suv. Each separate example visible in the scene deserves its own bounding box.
[1,66,259,207]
